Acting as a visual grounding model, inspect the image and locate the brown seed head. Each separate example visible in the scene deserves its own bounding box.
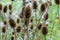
[3,5,7,13]
[33,1,37,9]
[12,31,15,35]
[37,23,42,30]
[11,36,14,40]
[31,18,33,22]
[25,6,31,18]
[9,18,16,28]
[3,20,7,25]
[11,0,14,2]
[41,3,46,12]
[17,18,20,24]
[42,26,48,35]
[44,13,48,21]
[55,0,60,5]
[9,4,12,10]
[2,26,6,33]
[0,4,2,11]
[9,11,12,15]
[16,26,21,33]
[30,25,33,30]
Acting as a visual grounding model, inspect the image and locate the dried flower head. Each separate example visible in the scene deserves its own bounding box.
[16,26,21,33]
[3,20,7,25]
[37,23,42,30]
[0,4,2,11]
[11,36,14,40]
[12,31,15,35]
[11,0,14,2]
[3,5,7,13]
[25,6,31,18]
[42,26,48,35]
[9,18,16,28]
[55,0,60,5]
[9,11,12,15]
[44,13,48,21]
[17,18,20,24]
[2,26,6,33]
[31,18,33,22]
[41,3,46,12]
[33,1,37,9]
[9,4,12,10]
[30,25,33,30]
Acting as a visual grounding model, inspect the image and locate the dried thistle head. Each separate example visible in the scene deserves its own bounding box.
[3,5,7,13]
[11,36,14,40]
[30,25,33,30]
[12,31,15,35]
[11,0,14,2]
[9,4,12,10]
[41,25,48,35]
[9,18,16,28]
[3,20,7,25]
[33,1,37,9]
[2,26,6,33]
[25,6,31,18]
[37,23,42,30]
[55,0,60,5]
[16,18,20,24]
[30,18,33,22]
[0,4,2,11]
[44,13,48,21]
[9,11,12,15]
[41,3,46,12]
[16,26,21,33]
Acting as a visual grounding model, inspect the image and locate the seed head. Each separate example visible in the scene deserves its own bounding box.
[17,18,20,24]
[25,6,31,18]
[11,0,14,2]
[37,23,42,30]
[42,26,48,35]
[3,5,7,13]
[31,18,33,22]
[11,36,14,40]
[16,26,21,33]
[9,11,12,15]
[2,26,6,33]
[3,20,7,25]
[9,4,12,10]
[41,3,46,12]
[0,4,2,11]
[33,1,37,9]
[9,18,16,28]
[44,13,48,21]
[12,31,15,35]
[55,0,60,5]
[30,25,33,30]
